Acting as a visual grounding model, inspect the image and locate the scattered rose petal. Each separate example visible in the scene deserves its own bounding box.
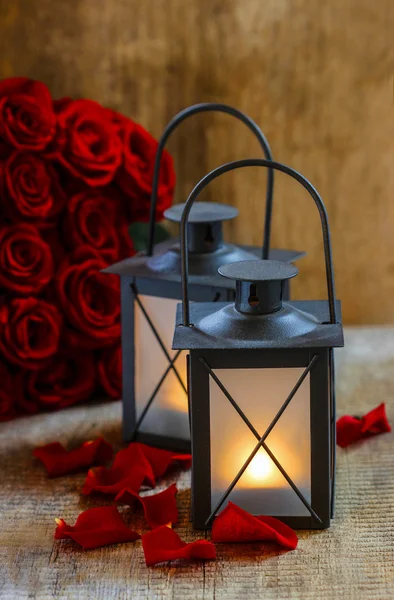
[337,403,391,448]
[336,416,364,448]
[137,443,192,479]
[116,483,178,529]
[212,502,298,550]
[33,437,113,477]
[54,506,140,550]
[81,463,149,497]
[81,442,190,497]
[142,526,216,566]
[82,443,155,496]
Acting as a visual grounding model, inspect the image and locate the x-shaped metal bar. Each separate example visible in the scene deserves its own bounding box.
[134,349,184,432]
[200,355,321,526]
[130,283,187,431]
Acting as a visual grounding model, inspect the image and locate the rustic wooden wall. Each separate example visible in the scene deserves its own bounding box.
[0,0,393,323]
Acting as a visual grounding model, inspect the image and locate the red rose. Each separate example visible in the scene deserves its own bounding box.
[23,352,97,412]
[0,139,11,159]
[116,121,175,221]
[41,228,67,268]
[0,297,62,370]
[0,78,56,151]
[55,99,122,186]
[56,247,120,349]
[98,344,122,399]
[0,224,53,294]
[0,361,17,421]
[3,151,65,226]
[64,187,134,262]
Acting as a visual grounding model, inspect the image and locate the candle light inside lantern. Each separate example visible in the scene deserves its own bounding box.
[135,295,189,439]
[209,367,312,517]
[246,453,274,483]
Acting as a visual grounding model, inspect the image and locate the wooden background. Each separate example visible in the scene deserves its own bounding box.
[0,0,393,324]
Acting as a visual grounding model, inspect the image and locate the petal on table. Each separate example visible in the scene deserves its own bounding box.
[337,403,391,448]
[54,506,140,550]
[142,526,216,566]
[212,502,298,550]
[116,483,178,529]
[33,437,113,477]
[81,443,155,496]
[135,443,192,479]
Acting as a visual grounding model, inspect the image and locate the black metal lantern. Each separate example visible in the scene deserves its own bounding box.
[105,104,304,452]
[172,158,343,530]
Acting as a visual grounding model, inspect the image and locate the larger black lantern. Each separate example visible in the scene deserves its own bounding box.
[172,158,343,530]
[105,104,304,453]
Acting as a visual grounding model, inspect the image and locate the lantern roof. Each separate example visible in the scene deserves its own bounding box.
[104,239,304,288]
[164,201,238,223]
[172,300,344,350]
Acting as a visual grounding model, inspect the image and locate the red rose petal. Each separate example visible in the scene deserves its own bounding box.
[55,506,140,550]
[82,465,147,497]
[336,416,363,448]
[116,483,178,529]
[112,445,156,487]
[142,526,216,566]
[337,403,391,448]
[136,443,192,479]
[81,443,155,496]
[81,442,190,497]
[212,502,298,550]
[360,403,391,434]
[33,438,113,477]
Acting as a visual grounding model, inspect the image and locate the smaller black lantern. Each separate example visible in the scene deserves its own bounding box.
[105,103,304,452]
[172,158,344,530]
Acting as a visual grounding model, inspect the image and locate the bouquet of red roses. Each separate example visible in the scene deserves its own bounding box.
[0,78,175,421]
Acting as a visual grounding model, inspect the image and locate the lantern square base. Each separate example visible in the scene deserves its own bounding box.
[123,429,191,454]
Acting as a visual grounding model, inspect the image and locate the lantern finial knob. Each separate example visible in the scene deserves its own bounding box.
[164,202,238,254]
[218,259,298,315]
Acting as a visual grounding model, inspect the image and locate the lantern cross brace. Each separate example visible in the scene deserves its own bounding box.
[134,349,184,432]
[199,355,322,526]
[130,283,187,432]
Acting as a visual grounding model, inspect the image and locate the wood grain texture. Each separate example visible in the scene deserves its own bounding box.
[0,0,393,324]
[1,327,394,599]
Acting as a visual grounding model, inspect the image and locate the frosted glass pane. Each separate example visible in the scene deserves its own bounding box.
[210,368,311,516]
[135,295,189,440]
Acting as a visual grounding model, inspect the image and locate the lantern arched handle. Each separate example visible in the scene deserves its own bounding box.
[180,159,337,326]
[147,103,274,259]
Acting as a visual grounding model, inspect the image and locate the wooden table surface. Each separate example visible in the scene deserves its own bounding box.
[1,327,394,600]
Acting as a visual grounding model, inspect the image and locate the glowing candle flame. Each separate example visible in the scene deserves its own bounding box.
[246,453,273,482]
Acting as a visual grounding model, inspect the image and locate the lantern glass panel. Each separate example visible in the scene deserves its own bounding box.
[209,367,311,516]
[134,294,189,439]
